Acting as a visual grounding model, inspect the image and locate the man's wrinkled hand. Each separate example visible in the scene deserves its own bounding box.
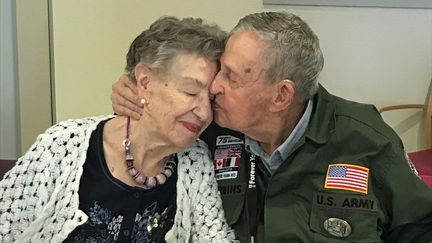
[111,75,143,120]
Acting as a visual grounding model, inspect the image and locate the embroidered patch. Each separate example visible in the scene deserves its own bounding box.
[213,148,241,180]
[324,164,369,194]
[313,192,377,212]
[215,135,243,146]
[214,135,243,180]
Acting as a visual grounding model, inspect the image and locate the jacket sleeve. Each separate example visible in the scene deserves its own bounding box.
[0,132,56,242]
[375,143,432,242]
[190,142,237,243]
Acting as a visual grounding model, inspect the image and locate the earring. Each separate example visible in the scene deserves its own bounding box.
[140,98,149,106]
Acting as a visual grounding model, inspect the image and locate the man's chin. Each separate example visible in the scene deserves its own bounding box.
[214,116,227,128]
[214,116,237,131]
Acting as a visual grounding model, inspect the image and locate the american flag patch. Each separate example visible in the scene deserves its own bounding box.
[324,164,369,194]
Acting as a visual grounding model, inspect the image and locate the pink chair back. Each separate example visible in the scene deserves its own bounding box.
[408,149,432,189]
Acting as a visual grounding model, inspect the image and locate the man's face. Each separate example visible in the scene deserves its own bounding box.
[210,31,275,135]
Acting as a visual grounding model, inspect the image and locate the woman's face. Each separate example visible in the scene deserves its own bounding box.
[137,52,217,149]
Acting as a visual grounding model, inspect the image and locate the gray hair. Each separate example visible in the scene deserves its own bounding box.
[125,16,226,81]
[231,12,324,101]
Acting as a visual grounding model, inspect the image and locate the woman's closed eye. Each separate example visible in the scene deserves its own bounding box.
[183,90,200,97]
[179,77,206,97]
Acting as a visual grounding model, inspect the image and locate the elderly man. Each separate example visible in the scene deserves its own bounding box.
[112,11,432,242]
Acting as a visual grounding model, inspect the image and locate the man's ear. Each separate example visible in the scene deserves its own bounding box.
[134,64,151,92]
[269,79,296,112]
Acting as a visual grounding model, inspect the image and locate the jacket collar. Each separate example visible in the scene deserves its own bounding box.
[304,85,336,144]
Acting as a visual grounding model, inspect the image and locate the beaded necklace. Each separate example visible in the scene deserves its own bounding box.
[123,116,176,189]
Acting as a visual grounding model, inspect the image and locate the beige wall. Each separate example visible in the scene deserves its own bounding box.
[49,0,432,152]
[16,0,52,154]
[50,0,266,121]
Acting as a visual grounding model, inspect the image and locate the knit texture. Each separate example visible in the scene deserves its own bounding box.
[0,116,236,243]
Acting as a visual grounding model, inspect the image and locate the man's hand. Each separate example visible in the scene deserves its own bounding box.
[111,75,143,120]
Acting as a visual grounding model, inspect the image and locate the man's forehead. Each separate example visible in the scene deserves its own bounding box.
[223,33,268,81]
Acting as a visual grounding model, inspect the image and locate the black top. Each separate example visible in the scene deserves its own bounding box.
[64,120,177,243]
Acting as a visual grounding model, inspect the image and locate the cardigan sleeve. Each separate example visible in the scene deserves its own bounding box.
[189,140,237,242]
[0,116,109,242]
[166,139,237,243]
[0,132,55,242]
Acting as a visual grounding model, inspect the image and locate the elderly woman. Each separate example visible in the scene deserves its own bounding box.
[0,16,236,243]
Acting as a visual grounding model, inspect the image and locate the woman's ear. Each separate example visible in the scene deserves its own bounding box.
[134,64,151,92]
[269,79,296,112]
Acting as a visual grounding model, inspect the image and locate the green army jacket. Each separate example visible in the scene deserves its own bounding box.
[201,85,432,242]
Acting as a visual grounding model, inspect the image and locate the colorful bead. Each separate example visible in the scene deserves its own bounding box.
[123,117,176,190]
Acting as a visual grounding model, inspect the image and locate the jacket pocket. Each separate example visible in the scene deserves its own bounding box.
[310,192,382,242]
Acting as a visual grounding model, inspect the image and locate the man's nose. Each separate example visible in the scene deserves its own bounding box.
[210,71,224,95]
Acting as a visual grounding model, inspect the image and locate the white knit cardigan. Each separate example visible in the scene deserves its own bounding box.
[0,116,236,243]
